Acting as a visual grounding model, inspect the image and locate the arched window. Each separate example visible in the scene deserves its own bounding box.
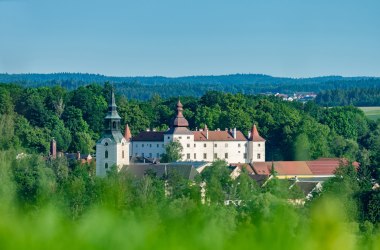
[113,121,116,129]
[122,150,125,159]
[105,150,108,158]
[105,163,108,169]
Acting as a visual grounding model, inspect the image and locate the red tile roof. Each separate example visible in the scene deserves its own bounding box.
[193,130,247,141]
[132,131,165,141]
[250,124,265,142]
[252,162,271,175]
[251,158,358,177]
[306,158,359,175]
[274,161,313,176]
[124,124,132,141]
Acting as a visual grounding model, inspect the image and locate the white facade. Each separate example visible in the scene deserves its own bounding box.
[96,91,130,177]
[96,137,130,176]
[128,101,266,164]
[131,135,264,164]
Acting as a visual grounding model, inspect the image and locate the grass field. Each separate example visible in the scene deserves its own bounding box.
[359,107,380,120]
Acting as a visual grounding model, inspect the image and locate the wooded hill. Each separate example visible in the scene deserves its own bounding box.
[1,73,379,100]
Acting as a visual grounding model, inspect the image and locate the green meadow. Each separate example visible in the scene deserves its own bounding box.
[0,150,379,250]
[359,107,380,121]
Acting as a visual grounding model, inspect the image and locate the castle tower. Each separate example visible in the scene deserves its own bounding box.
[163,100,193,161]
[96,90,130,176]
[248,124,266,162]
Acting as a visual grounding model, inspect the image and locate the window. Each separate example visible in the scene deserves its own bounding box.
[167,136,170,139]
[104,142,108,146]
[225,153,228,159]
[257,153,261,159]
[187,136,190,139]
[214,144,217,147]
[156,153,159,158]
[203,153,207,160]
[142,153,145,157]
[149,153,152,158]
[238,143,241,147]
[244,153,247,159]
[204,143,207,147]
[194,153,196,159]
[258,143,261,147]
[187,153,190,159]
[225,143,228,148]
[142,144,144,148]
[105,163,108,169]
[214,153,217,159]
[244,143,247,147]
[136,144,138,148]
[162,144,164,148]
[105,150,108,158]
[187,144,190,148]
[149,144,152,148]
[157,144,159,148]
[113,121,116,129]
[194,144,196,148]
[178,136,182,139]
[122,143,124,146]
[122,150,125,159]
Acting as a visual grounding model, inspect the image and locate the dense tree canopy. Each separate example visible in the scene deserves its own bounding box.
[1,83,379,180]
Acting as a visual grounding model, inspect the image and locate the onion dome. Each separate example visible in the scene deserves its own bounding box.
[172,100,189,127]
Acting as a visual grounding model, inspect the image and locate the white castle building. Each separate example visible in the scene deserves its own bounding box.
[96,92,265,176]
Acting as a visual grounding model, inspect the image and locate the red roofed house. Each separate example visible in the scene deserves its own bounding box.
[251,158,359,179]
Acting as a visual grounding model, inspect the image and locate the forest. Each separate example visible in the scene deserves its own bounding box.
[0,82,380,249]
[316,87,380,106]
[1,73,380,100]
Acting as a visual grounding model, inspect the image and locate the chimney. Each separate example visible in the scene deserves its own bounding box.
[76,151,81,161]
[233,128,237,139]
[248,131,252,138]
[205,124,209,139]
[50,138,57,159]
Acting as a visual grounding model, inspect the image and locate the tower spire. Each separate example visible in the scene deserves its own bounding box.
[171,99,189,127]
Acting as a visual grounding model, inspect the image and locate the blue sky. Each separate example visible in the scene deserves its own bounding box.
[0,0,379,77]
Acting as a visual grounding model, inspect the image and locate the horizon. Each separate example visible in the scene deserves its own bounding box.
[1,0,380,77]
[1,72,379,79]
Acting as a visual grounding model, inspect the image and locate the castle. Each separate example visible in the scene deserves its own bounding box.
[96,91,266,176]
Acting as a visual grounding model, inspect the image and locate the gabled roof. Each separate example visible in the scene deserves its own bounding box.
[251,158,358,177]
[193,130,247,141]
[132,131,165,141]
[252,162,271,175]
[274,161,313,176]
[306,158,359,175]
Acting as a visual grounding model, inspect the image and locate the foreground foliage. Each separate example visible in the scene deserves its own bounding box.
[0,151,379,249]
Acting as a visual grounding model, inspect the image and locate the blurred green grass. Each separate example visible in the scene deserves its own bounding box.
[0,151,379,250]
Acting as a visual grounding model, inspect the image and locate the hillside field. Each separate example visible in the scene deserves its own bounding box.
[359,106,380,120]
